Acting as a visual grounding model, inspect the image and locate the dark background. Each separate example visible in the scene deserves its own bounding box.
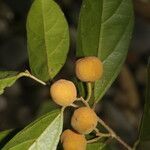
[0,0,149,149]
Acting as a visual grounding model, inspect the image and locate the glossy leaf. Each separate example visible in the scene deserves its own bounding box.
[3,109,63,150]
[0,71,24,95]
[27,0,69,82]
[77,0,134,102]
[138,58,150,149]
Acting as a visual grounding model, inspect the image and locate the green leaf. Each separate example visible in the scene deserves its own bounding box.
[138,58,150,149]
[0,71,25,95]
[27,0,69,82]
[87,142,106,150]
[0,130,13,142]
[3,109,63,150]
[0,129,21,149]
[77,0,134,102]
[0,70,46,95]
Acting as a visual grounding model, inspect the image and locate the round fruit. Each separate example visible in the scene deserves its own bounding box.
[50,79,77,106]
[61,129,87,150]
[71,107,98,134]
[75,56,103,82]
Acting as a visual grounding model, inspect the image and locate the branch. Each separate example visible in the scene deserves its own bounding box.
[77,97,90,108]
[76,96,132,150]
[21,70,46,85]
[97,117,132,150]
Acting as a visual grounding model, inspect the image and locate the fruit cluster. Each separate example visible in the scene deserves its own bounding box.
[50,56,103,150]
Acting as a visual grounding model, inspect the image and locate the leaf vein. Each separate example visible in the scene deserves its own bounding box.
[103,17,131,63]
[97,0,103,58]
[41,0,51,78]
[95,16,132,102]
[49,30,67,57]
[46,18,59,34]
[102,0,123,24]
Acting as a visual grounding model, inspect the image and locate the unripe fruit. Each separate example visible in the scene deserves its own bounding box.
[71,107,98,134]
[61,129,87,150]
[75,56,103,82]
[50,79,77,106]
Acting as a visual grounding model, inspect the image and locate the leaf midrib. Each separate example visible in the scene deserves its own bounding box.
[28,114,61,149]
[41,0,51,79]
[6,139,35,150]
[4,111,59,149]
[97,0,103,59]
[97,0,124,61]
[95,15,132,102]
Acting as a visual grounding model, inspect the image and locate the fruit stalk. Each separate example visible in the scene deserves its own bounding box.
[86,82,92,102]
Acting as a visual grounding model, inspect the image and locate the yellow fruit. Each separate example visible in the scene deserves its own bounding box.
[71,107,98,134]
[61,129,87,150]
[75,56,103,82]
[50,79,77,106]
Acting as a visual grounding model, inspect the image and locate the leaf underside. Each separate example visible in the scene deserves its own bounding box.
[3,110,63,150]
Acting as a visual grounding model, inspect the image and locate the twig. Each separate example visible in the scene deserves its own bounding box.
[21,70,46,85]
[87,129,110,144]
[92,101,97,110]
[94,128,101,136]
[115,135,133,150]
[61,106,67,113]
[97,117,115,135]
[97,117,132,150]
[86,82,92,102]
[70,103,79,108]
[77,97,90,108]
[132,139,139,150]
[87,136,103,144]
[87,135,108,144]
